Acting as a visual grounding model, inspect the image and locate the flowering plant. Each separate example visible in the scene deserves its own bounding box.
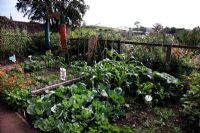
[0,65,32,91]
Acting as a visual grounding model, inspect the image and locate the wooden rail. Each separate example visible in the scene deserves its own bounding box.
[30,76,86,96]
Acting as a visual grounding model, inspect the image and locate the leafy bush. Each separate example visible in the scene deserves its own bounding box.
[0,88,29,111]
[72,56,182,105]
[23,59,44,72]
[0,65,31,90]
[88,119,133,133]
[174,27,200,46]
[26,83,128,132]
[70,27,97,38]
[22,51,66,72]
[0,28,30,57]
[181,72,200,130]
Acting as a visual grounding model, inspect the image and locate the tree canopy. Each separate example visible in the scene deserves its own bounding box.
[16,0,88,29]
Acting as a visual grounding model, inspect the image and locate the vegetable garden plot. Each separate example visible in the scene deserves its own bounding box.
[0,48,199,132]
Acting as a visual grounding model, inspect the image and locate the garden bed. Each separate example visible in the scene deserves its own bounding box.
[0,52,199,133]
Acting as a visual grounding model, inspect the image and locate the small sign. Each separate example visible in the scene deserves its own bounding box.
[9,54,16,63]
[60,68,66,81]
[28,55,32,61]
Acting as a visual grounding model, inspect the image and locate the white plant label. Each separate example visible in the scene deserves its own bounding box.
[9,54,16,63]
[60,68,66,81]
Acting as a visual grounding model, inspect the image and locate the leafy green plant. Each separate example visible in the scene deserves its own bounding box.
[41,51,66,69]
[23,59,44,72]
[174,27,200,46]
[74,56,182,105]
[181,72,200,131]
[0,28,30,58]
[26,83,127,132]
[22,51,66,72]
[154,108,173,127]
[0,88,29,111]
[70,27,97,38]
[135,107,181,133]
[88,119,133,133]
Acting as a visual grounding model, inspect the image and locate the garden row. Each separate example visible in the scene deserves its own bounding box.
[0,51,199,132]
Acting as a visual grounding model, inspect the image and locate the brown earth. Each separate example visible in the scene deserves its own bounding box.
[0,102,37,133]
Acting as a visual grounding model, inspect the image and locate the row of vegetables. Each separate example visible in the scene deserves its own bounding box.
[0,55,199,132]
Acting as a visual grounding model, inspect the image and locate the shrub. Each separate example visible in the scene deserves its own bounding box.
[181,72,200,131]
[0,88,29,111]
[0,65,31,90]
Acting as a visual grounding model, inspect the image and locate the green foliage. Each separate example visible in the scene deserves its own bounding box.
[170,52,195,77]
[124,32,173,44]
[154,108,173,126]
[41,51,65,69]
[72,54,182,105]
[88,119,133,133]
[174,27,200,45]
[0,88,29,111]
[23,59,44,72]
[0,65,29,90]
[28,32,62,54]
[27,83,127,132]
[124,45,166,67]
[69,27,123,40]
[30,71,59,87]
[121,32,172,69]
[27,32,45,54]
[22,51,66,72]
[16,0,88,29]
[181,72,200,129]
[0,28,30,56]
[70,27,97,38]
[135,107,181,133]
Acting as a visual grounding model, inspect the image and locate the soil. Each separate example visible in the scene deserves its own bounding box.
[0,102,37,133]
[116,104,188,133]
[0,63,17,71]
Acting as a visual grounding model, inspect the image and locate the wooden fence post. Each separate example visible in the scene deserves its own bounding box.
[77,39,80,60]
[117,40,121,54]
[84,38,86,60]
[165,44,172,66]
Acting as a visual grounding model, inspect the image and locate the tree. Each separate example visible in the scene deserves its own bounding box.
[170,27,176,34]
[153,23,163,32]
[140,26,147,33]
[16,0,88,29]
[134,21,140,31]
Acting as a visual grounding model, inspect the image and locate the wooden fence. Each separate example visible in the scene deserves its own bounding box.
[68,38,200,64]
[1,33,200,65]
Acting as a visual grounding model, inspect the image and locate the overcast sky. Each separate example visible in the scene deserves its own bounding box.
[0,0,200,29]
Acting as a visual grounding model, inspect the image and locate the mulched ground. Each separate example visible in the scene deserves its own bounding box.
[0,102,37,133]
